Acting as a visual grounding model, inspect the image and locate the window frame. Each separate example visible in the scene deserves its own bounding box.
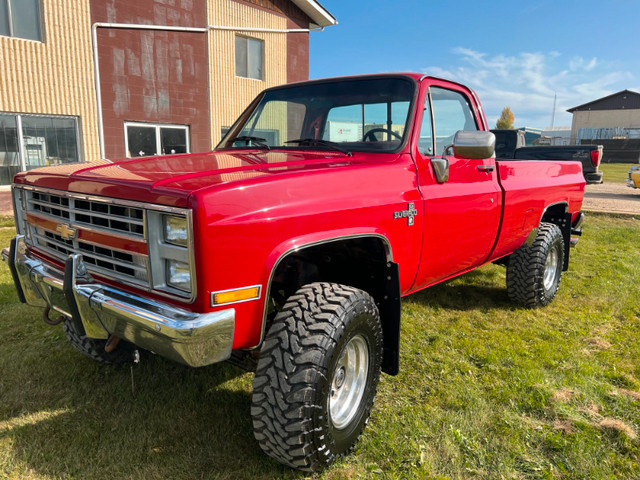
[0,0,43,42]
[124,122,190,158]
[0,112,82,185]
[235,34,265,81]
[217,76,418,155]
[418,91,435,156]
[426,85,479,156]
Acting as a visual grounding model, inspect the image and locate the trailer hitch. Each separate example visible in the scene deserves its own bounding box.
[105,335,121,353]
[42,305,65,326]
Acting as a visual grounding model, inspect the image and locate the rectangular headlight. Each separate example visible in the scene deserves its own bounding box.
[167,260,191,291]
[163,215,188,247]
[146,209,194,299]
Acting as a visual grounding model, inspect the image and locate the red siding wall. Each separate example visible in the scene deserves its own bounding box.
[286,17,310,83]
[90,0,211,159]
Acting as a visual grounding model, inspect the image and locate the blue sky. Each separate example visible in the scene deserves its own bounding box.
[309,0,640,129]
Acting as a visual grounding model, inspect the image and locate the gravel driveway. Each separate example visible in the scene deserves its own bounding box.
[583,182,639,216]
[0,190,11,216]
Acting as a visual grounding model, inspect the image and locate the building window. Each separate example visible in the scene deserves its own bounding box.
[0,113,81,185]
[0,0,42,41]
[125,122,190,158]
[235,35,264,80]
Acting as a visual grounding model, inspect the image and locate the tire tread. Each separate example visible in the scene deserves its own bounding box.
[62,319,138,365]
[507,222,564,307]
[251,282,382,471]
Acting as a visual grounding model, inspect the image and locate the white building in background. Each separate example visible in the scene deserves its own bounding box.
[568,90,640,143]
[536,127,572,146]
[568,90,640,162]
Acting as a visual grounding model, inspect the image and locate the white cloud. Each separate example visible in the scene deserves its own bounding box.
[422,49,635,128]
[569,56,597,72]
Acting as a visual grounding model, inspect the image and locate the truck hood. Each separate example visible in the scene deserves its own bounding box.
[14,150,373,208]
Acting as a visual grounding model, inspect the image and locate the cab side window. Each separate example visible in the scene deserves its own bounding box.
[430,87,478,155]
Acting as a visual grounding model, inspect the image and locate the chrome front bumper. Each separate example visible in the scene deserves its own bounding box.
[2,235,235,367]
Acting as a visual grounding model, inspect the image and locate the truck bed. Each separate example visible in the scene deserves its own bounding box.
[513,145,603,185]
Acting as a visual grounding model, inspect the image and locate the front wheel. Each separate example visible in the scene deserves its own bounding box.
[251,282,383,472]
[62,318,139,365]
[506,222,565,307]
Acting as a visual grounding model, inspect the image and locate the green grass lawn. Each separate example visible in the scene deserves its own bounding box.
[1,214,639,479]
[600,163,637,184]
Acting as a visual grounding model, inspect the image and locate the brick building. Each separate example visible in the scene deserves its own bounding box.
[0,0,335,186]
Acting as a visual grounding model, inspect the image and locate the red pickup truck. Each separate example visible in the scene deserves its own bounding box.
[3,73,585,471]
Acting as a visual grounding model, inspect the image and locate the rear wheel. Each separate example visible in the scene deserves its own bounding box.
[251,282,383,472]
[507,222,565,307]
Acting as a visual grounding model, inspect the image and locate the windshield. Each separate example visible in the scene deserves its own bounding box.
[217,77,416,154]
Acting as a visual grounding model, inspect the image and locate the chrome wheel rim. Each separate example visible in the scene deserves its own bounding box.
[329,334,369,429]
[543,247,559,291]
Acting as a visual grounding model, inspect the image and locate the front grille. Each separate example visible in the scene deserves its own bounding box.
[23,189,149,287]
[31,191,144,236]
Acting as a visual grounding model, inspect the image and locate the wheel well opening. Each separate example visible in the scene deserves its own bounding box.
[540,203,571,270]
[270,237,389,311]
[267,237,401,375]
[541,204,567,225]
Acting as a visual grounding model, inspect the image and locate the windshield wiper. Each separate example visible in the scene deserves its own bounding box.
[285,138,352,157]
[231,136,271,150]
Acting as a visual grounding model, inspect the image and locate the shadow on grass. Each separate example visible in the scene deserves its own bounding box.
[0,328,303,479]
[405,268,512,312]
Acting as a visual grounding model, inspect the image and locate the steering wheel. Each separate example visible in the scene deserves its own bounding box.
[363,128,402,142]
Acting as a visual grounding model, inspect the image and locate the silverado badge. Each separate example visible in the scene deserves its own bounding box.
[393,202,418,226]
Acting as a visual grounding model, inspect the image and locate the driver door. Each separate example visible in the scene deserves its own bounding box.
[411,82,501,290]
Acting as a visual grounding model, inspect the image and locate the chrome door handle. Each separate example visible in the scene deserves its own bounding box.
[478,165,495,172]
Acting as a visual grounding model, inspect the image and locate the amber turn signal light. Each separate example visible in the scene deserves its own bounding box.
[211,286,261,306]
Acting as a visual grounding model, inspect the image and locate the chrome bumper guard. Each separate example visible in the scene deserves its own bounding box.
[2,235,235,367]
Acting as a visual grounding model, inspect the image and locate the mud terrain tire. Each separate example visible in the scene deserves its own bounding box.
[507,222,565,307]
[251,282,383,471]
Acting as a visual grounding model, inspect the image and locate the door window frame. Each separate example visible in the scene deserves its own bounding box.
[429,86,479,156]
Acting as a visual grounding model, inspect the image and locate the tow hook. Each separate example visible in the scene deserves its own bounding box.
[104,335,121,353]
[570,212,585,248]
[42,306,64,326]
[570,228,582,247]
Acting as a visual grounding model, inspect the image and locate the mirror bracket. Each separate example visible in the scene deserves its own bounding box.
[430,157,449,183]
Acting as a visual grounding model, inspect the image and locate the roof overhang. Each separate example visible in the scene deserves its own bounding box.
[291,0,337,28]
[567,89,640,113]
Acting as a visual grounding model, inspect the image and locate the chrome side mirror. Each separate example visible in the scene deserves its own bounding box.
[451,130,495,159]
[431,131,494,183]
